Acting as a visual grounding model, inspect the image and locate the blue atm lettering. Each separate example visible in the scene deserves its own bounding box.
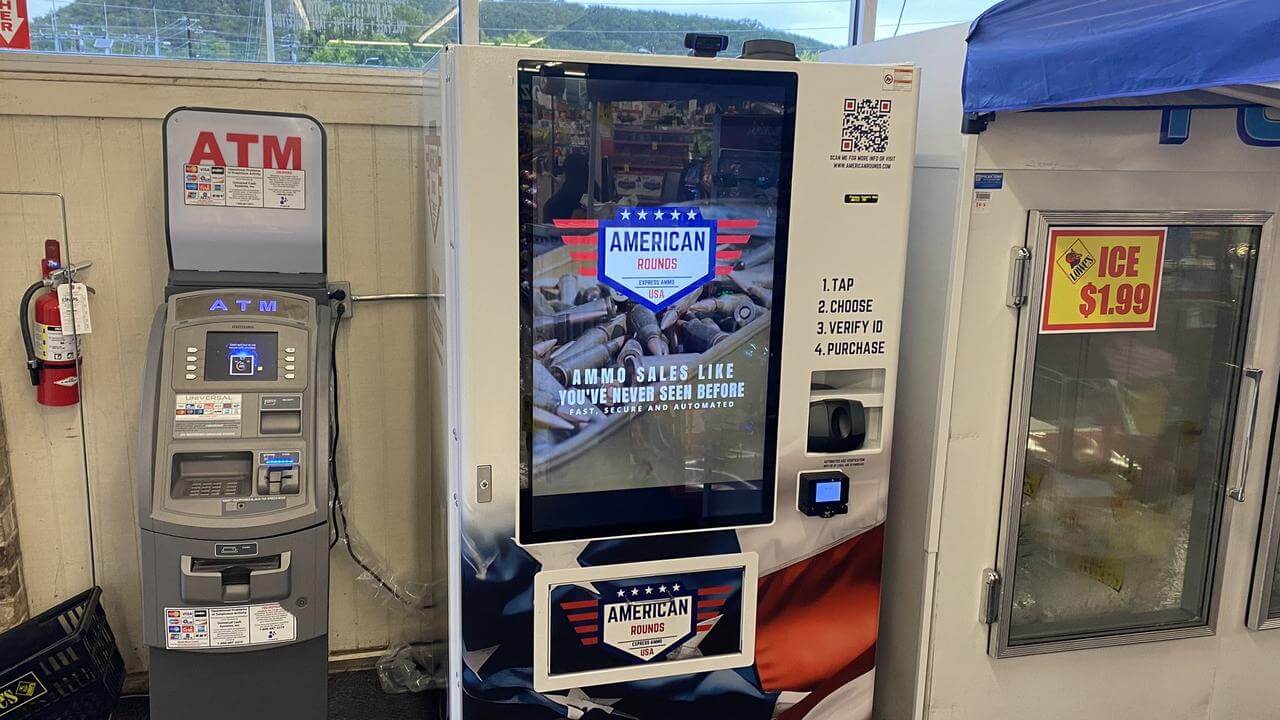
[207,298,279,313]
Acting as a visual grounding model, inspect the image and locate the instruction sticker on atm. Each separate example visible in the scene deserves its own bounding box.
[1039,227,1166,334]
[165,603,296,649]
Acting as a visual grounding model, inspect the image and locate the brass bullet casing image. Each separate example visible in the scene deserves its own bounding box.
[533,304,611,343]
[628,305,670,355]
[550,336,626,386]
[532,338,559,358]
[689,294,760,328]
[731,274,773,309]
[678,317,730,353]
[733,240,775,271]
[659,293,701,331]
[730,267,773,291]
[532,360,593,424]
[533,406,576,431]
[616,338,645,373]
[557,274,580,309]
[553,314,627,361]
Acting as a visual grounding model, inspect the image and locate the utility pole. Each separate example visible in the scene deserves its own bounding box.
[184,17,193,58]
[152,5,160,56]
[263,0,276,62]
[51,5,60,52]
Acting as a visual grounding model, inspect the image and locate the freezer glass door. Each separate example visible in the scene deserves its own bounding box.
[997,214,1263,654]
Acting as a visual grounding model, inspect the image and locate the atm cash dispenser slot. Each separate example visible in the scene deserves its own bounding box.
[180,553,291,604]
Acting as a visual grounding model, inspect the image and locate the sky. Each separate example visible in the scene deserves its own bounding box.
[26,0,998,48]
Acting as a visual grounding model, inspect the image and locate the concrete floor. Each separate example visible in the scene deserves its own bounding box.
[113,670,443,719]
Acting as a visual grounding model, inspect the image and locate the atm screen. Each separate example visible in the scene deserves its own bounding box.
[518,61,796,544]
[204,332,278,381]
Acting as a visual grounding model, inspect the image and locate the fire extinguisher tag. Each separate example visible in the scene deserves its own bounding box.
[56,283,92,335]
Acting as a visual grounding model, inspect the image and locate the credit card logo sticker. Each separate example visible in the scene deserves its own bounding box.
[553,208,758,313]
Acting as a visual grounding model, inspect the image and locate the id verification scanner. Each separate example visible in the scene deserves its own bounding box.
[138,107,331,720]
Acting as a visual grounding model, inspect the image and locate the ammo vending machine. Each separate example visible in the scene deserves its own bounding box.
[435,44,919,718]
[138,108,331,719]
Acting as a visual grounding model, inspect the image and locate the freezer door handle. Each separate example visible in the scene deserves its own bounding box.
[1006,247,1030,308]
[1230,367,1264,503]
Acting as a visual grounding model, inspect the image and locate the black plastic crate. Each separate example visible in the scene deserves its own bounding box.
[0,587,124,719]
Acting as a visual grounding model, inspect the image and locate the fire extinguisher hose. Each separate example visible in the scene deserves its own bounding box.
[19,280,44,386]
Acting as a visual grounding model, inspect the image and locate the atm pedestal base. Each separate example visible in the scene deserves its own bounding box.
[149,635,327,720]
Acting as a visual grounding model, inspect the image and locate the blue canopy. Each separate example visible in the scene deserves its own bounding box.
[963,0,1280,114]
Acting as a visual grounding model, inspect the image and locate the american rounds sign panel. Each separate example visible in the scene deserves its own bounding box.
[597,207,717,313]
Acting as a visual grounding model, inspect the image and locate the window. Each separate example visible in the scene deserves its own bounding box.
[873,0,998,40]
[19,0,458,67]
[14,0,859,66]
[479,0,853,57]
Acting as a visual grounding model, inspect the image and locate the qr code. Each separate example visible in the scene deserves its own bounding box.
[841,98,892,153]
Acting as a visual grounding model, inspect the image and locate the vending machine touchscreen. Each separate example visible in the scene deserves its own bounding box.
[438,45,919,719]
[519,62,795,545]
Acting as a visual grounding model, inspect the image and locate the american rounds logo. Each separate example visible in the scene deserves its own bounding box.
[553,208,758,313]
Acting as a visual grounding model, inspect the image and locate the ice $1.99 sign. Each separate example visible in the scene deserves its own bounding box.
[1039,227,1167,334]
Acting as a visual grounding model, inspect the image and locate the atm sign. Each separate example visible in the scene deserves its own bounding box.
[209,298,279,313]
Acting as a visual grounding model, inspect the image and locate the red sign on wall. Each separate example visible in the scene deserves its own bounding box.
[0,0,30,50]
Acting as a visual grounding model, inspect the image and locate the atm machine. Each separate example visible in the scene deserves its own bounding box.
[432,41,920,719]
[138,108,331,719]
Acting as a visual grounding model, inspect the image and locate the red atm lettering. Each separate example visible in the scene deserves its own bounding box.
[189,131,227,166]
[225,133,259,167]
[188,132,303,169]
[264,135,302,170]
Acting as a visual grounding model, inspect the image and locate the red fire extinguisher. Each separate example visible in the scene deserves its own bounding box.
[20,240,87,407]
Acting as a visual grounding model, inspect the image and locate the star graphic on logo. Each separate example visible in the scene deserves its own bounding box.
[654,209,665,220]
[617,590,626,598]
[631,588,640,596]
[619,209,631,220]
[672,584,681,592]
[685,209,698,220]
[645,586,653,595]
[637,209,649,220]
[658,585,667,593]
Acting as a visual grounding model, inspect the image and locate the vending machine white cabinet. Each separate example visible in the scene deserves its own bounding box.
[430,43,919,719]
[828,4,1280,719]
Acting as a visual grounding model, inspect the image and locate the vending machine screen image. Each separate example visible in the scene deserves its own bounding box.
[517,61,797,544]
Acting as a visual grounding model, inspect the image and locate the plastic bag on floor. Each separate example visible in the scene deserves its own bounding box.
[377,642,445,694]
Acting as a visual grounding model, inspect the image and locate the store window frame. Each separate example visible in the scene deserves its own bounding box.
[1248,402,1280,630]
[990,209,1273,659]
